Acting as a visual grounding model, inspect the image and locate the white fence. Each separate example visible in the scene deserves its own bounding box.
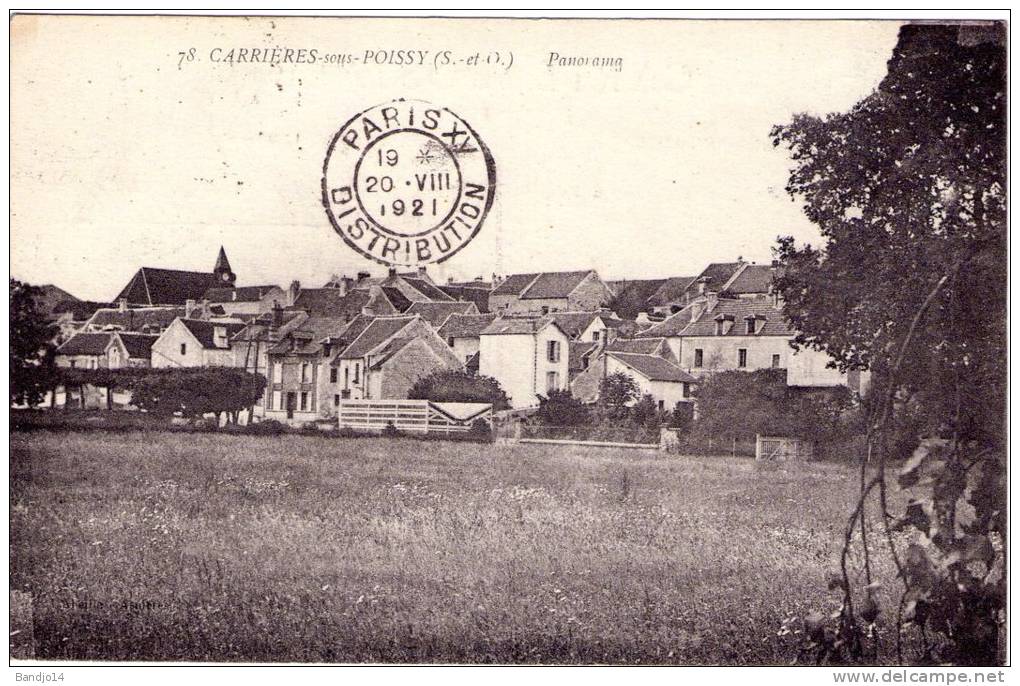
[338,399,492,434]
[755,434,814,461]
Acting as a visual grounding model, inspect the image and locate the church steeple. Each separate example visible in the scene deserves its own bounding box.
[213,246,236,287]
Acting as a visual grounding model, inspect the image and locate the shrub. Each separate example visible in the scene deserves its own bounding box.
[246,419,288,436]
[381,422,402,438]
[536,389,589,427]
[408,369,510,410]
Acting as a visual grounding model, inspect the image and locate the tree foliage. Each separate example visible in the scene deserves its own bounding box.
[408,369,510,410]
[128,368,266,421]
[535,389,589,426]
[597,371,639,419]
[771,24,1005,665]
[693,369,855,444]
[10,279,58,407]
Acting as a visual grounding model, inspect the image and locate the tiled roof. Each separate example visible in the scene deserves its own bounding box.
[116,268,217,306]
[290,289,377,318]
[368,337,417,369]
[646,276,697,307]
[723,264,775,294]
[232,310,307,343]
[546,311,603,339]
[638,304,699,337]
[437,313,497,339]
[681,295,793,337]
[115,333,158,358]
[607,337,667,355]
[381,287,413,313]
[439,284,491,313]
[339,316,416,359]
[402,277,455,302]
[520,271,593,300]
[491,273,539,297]
[568,341,597,373]
[481,316,565,336]
[57,332,111,356]
[178,319,246,349]
[609,352,696,383]
[406,301,479,328]
[203,285,281,303]
[87,306,185,333]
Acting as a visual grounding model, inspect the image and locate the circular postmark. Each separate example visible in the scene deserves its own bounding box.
[321,99,497,267]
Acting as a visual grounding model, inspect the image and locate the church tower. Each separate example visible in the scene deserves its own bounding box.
[212,246,236,287]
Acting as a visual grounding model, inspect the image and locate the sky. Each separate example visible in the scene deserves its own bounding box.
[10,17,902,301]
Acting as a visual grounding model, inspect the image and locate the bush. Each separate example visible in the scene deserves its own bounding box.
[536,389,589,427]
[381,422,402,438]
[246,420,288,436]
[408,370,510,410]
[468,418,493,441]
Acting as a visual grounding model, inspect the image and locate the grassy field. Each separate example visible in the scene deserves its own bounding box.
[10,430,902,664]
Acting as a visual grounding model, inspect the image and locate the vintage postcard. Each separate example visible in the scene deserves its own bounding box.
[8,11,1008,677]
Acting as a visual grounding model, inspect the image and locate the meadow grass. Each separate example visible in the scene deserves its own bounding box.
[10,430,903,664]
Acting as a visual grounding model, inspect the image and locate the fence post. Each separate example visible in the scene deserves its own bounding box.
[732,437,736,457]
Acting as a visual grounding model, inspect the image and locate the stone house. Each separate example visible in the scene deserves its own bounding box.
[488,270,613,315]
[329,315,462,405]
[478,316,570,409]
[437,313,497,369]
[640,293,868,394]
[150,318,245,368]
[202,285,286,318]
[570,350,697,411]
[105,332,157,369]
[55,332,112,370]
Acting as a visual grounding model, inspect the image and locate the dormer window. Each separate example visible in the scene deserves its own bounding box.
[714,314,734,336]
[213,326,228,348]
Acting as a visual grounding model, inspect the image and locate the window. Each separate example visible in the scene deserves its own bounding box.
[330,368,338,383]
[300,392,308,411]
[657,399,665,411]
[272,362,281,383]
[546,371,559,392]
[344,366,349,389]
[682,383,690,399]
[70,360,76,368]
[745,318,755,335]
[447,337,455,348]
[541,306,550,315]
[334,394,340,407]
[301,363,310,383]
[272,390,281,410]
[592,330,601,342]
[694,349,703,367]
[547,340,560,363]
[180,343,187,356]
[353,363,360,384]
[772,354,781,369]
[738,348,748,368]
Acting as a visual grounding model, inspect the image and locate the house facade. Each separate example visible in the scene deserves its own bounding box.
[478,317,570,409]
[489,270,613,315]
[571,351,696,410]
[437,313,496,368]
[150,318,245,368]
[202,285,286,318]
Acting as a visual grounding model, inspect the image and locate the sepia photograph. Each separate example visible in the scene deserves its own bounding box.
[7,10,1009,677]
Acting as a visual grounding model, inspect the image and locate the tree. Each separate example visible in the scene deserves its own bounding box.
[129,369,266,423]
[10,279,58,407]
[535,389,589,426]
[771,24,1005,665]
[597,372,638,419]
[408,369,510,410]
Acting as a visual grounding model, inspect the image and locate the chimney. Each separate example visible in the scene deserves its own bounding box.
[362,284,383,316]
[697,277,709,296]
[272,301,283,329]
[417,266,427,278]
[118,298,128,312]
[448,276,455,284]
[289,280,301,306]
[474,276,484,283]
[707,291,719,311]
[338,276,348,296]
[357,271,370,282]
[387,267,397,278]
[185,299,195,317]
[201,298,211,319]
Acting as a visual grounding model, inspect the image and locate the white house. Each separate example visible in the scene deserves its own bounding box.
[437,313,497,370]
[570,350,696,411]
[150,318,246,368]
[478,316,570,409]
